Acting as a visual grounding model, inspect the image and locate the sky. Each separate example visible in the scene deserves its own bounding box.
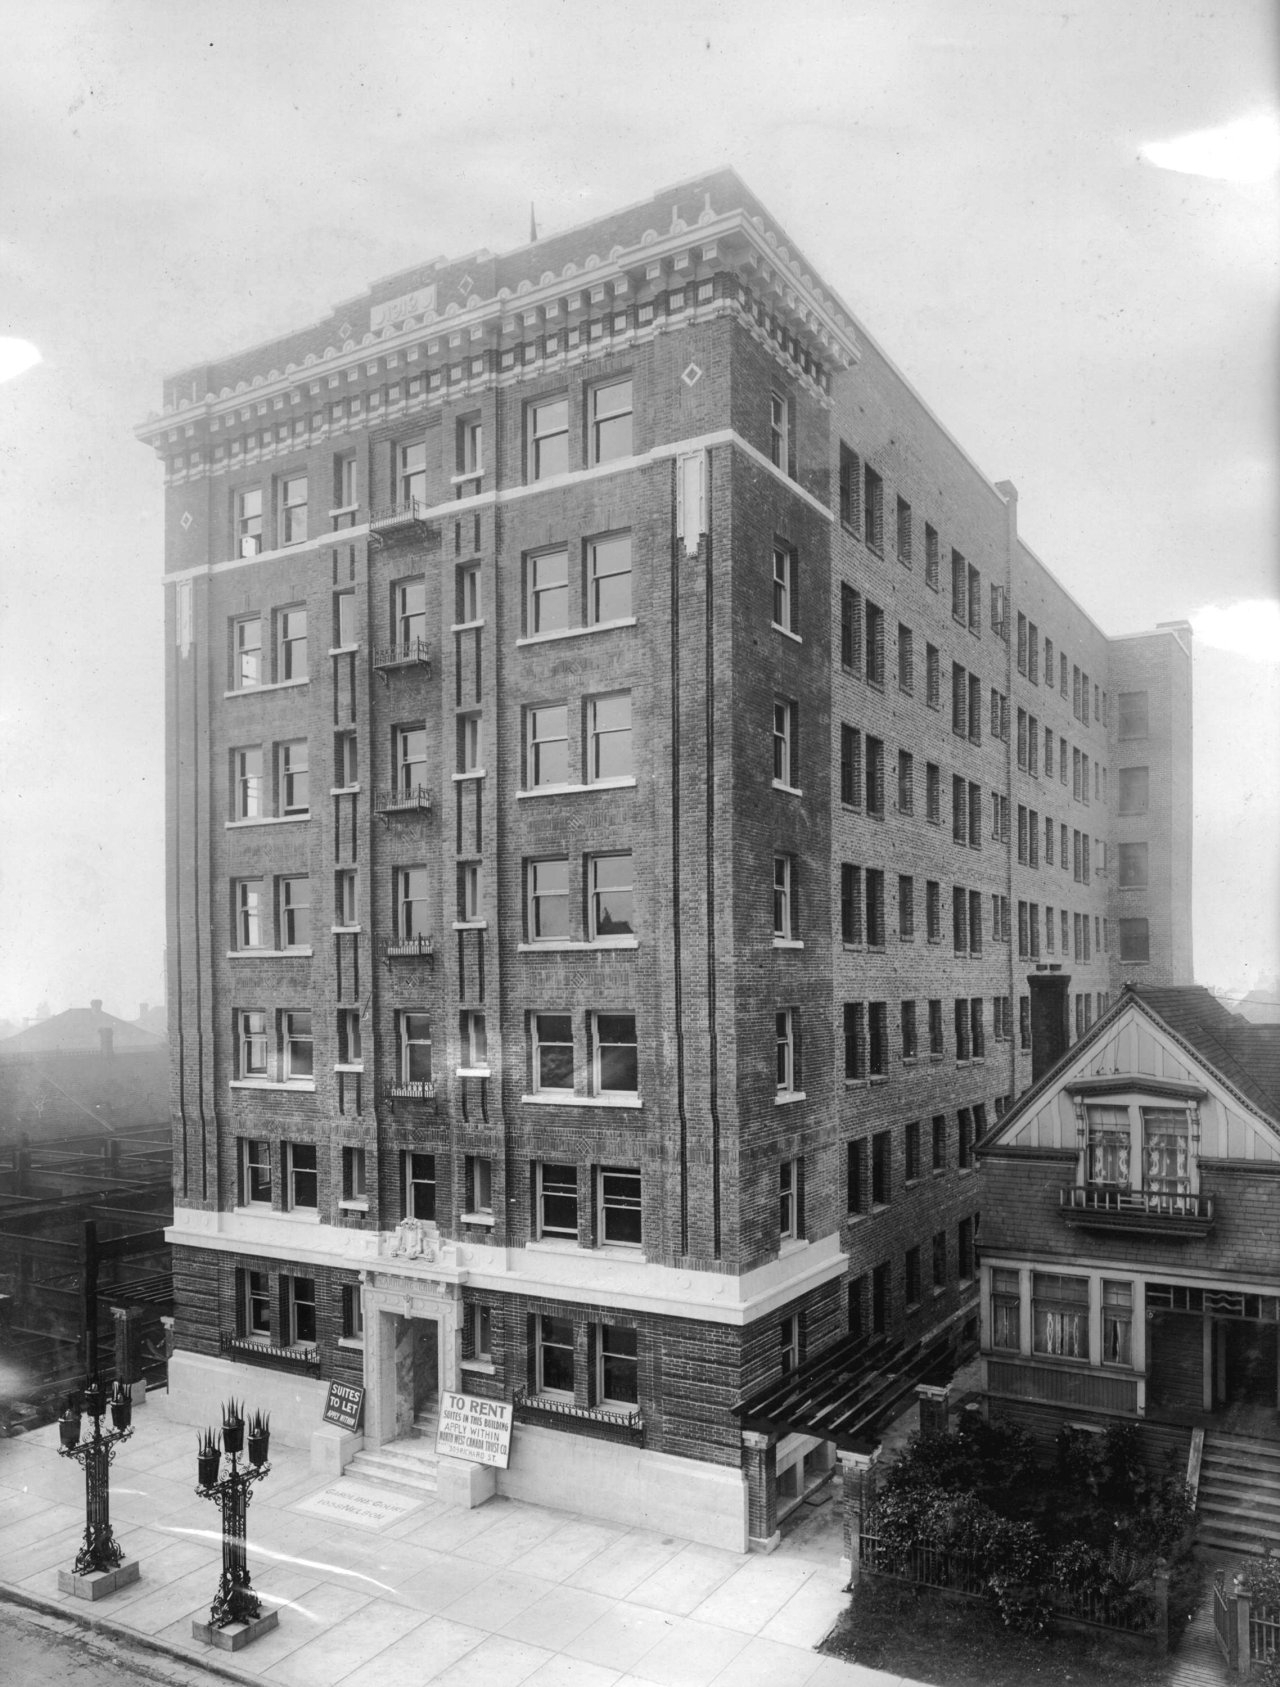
[0,0,1276,1023]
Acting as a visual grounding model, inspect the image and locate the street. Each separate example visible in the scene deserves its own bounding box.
[0,1601,219,1687]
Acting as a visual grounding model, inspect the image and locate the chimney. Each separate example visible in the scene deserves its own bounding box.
[90,999,103,1012]
[99,1027,114,1056]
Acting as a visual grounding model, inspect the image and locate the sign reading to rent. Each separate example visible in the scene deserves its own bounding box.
[435,1391,514,1469]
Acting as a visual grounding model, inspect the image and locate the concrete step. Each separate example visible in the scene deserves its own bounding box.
[345,1444,439,1497]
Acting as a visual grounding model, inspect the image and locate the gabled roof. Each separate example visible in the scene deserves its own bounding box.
[0,1005,166,1054]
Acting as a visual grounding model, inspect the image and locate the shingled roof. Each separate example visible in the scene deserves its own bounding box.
[1129,985,1280,1121]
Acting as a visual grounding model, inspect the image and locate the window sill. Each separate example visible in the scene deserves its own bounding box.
[772,781,803,797]
[331,924,362,935]
[337,1336,365,1350]
[521,1092,642,1110]
[460,1358,497,1375]
[460,1211,495,1228]
[902,1056,918,1067]
[775,1090,807,1106]
[778,1237,807,1257]
[515,617,637,648]
[328,503,359,519]
[518,777,637,799]
[451,619,485,633]
[225,814,310,830]
[328,643,360,656]
[274,1207,321,1223]
[330,784,360,796]
[526,1239,581,1255]
[333,1063,363,1074]
[229,1079,317,1093]
[772,938,804,950]
[517,937,638,951]
[338,1198,368,1212]
[450,469,484,487]
[223,676,310,700]
[226,948,314,960]
[232,1204,273,1217]
[453,769,487,782]
[452,919,488,931]
[868,1074,889,1085]
[771,623,802,644]
[456,1067,491,1079]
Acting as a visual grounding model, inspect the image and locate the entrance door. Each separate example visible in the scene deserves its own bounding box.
[413,1319,439,1417]
[1147,1310,1204,1414]
[1220,1320,1278,1410]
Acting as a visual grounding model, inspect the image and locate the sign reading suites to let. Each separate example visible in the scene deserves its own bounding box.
[435,1391,514,1469]
[322,1381,365,1433]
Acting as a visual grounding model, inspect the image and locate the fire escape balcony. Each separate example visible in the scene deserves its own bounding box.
[376,785,432,820]
[368,499,433,545]
[383,934,434,966]
[373,637,432,679]
[383,1079,437,1109]
[1059,1184,1214,1238]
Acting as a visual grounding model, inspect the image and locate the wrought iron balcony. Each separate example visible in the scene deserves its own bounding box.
[373,637,432,676]
[384,1079,436,1103]
[512,1386,644,1444]
[1059,1184,1214,1237]
[218,1332,322,1376]
[377,785,432,817]
[368,500,437,548]
[384,933,434,964]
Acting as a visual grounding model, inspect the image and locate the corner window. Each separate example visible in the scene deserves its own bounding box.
[590,377,632,463]
[280,475,308,546]
[532,1013,574,1093]
[341,1283,364,1342]
[466,1156,493,1218]
[599,1167,642,1247]
[592,1012,637,1094]
[233,616,262,689]
[529,395,569,481]
[588,693,633,781]
[589,853,633,938]
[456,712,482,775]
[457,416,483,477]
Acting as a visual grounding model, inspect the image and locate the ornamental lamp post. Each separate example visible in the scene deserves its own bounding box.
[192,1400,278,1650]
[56,1376,139,1598]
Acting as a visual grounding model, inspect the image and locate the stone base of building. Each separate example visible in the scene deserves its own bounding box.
[192,1610,279,1650]
[58,1560,140,1601]
[160,1350,331,1447]
[497,1423,747,1552]
[310,1422,363,1475]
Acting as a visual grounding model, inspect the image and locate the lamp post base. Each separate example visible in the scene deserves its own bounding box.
[58,1560,140,1601]
[192,1609,278,1651]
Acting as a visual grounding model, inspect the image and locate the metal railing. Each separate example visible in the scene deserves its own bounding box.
[384,933,434,961]
[1060,1185,1213,1223]
[512,1387,644,1441]
[373,637,432,672]
[377,785,432,815]
[384,1079,436,1102]
[218,1332,321,1377]
[368,498,427,528]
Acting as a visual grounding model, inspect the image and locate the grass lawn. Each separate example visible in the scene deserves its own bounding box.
[820,1569,1206,1687]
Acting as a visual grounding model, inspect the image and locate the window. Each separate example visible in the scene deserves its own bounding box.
[924,523,939,590]
[953,777,968,845]
[769,392,789,470]
[773,854,796,941]
[847,1138,868,1211]
[234,879,264,950]
[279,741,309,814]
[953,886,968,954]
[898,875,915,941]
[839,725,862,807]
[951,551,967,623]
[871,1131,891,1205]
[599,1325,639,1406]
[393,867,427,941]
[773,697,797,788]
[865,601,885,685]
[529,396,569,480]
[392,578,427,656]
[335,730,358,788]
[776,1009,799,1094]
[1027,621,1039,683]
[991,1268,1020,1351]
[589,377,632,463]
[865,737,884,818]
[780,1315,801,1377]
[460,1010,487,1069]
[1044,815,1054,867]
[526,704,569,788]
[932,1113,946,1170]
[1119,690,1148,740]
[905,1118,921,1181]
[240,1139,271,1207]
[1103,1281,1133,1366]
[286,1277,317,1346]
[844,1002,865,1080]
[841,864,863,945]
[840,584,861,671]
[958,1216,975,1283]
[287,1142,318,1210]
[838,444,859,529]
[334,450,358,509]
[1028,716,1038,776]
[969,890,983,956]
[457,415,482,477]
[394,724,427,798]
[926,643,940,710]
[337,1008,362,1067]
[592,1012,637,1094]
[242,1269,271,1339]
[536,1314,575,1394]
[456,712,482,775]
[926,880,941,943]
[238,1009,268,1078]
[872,1263,889,1334]
[1118,766,1149,815]
[929,998,943,1056]
[527,547,569,636]
[461,860,486,927]
[397,1011,433,1085]
[334,868,357,928]
[951,664,968,737]
[926,763,941,824]
[589,693,632,781]
[456,564,480,624]
[538,1163,578,1240]
[342,1146,366,1205]
[233,616,262,689]
[869,1002,888,1077]
[1032,1272,1088,1359]
[863,464,883,550]
[896,497,912,565]
[1020,996,1031,1049]
[532,1013,573,1093]
[866,869,885,947]
[897,751,914,816]
[589,532,632,624]
[233,746,263,819]
[905,1246,922,1308]
[971,996,985,1058]
[283,1011,313,1081]
[897,625,914,694]
[1119,918,1150,962]
[399,440,427,506]
[779,1159,799,1240]
[772,544,795,632]
[968,782,982,848]
[1118,842,1149,888]
[597,1166,641,1248]
[237,488,263,556]
[280,475,308,546]
[590,853,633,938]
[933,1231,947,1291]
[901,999,918,1059]
[342,1283,364,1342]
[402,1151,436,1221]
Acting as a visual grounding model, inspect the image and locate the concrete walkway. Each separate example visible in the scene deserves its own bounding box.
[0,1400,932,1687]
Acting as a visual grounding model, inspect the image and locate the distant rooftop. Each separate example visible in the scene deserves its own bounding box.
[0,1001,166,1054]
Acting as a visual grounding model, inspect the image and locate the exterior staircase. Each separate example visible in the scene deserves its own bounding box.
[1196,1432,1280,1555]
[343,1407,440,1499]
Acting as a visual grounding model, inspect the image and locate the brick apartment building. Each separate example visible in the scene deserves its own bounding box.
[137,168,1192,1550]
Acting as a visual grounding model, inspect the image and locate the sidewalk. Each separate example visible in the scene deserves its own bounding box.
[0,1400,932,1687]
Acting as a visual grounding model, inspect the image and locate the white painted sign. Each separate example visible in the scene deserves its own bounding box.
[370,284,437,331]
[435,1390,513,1469]
[293,1480,421,1530]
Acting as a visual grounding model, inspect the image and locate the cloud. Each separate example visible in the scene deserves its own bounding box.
[1140,112,1280,183]
[1190,599,1280,662]
[0,338,41,383]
